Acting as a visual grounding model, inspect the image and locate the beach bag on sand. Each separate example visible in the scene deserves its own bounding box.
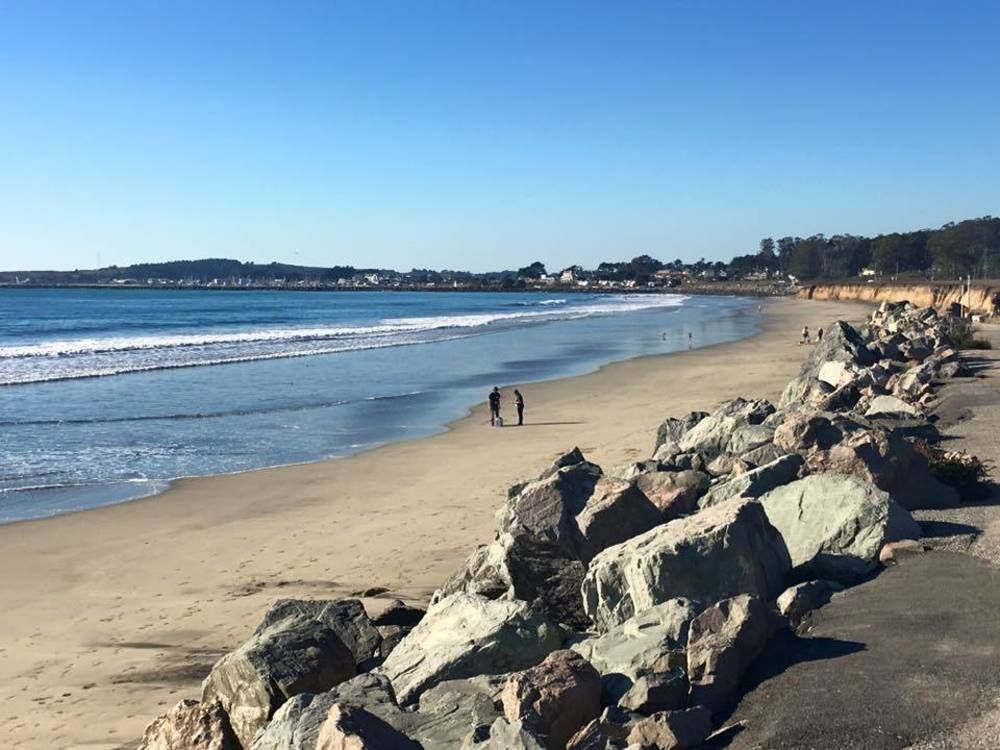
[495,417,504,427]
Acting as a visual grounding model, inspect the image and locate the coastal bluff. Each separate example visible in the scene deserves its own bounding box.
[800,281,998,314]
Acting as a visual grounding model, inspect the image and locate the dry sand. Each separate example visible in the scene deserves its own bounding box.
[0,297,867,750]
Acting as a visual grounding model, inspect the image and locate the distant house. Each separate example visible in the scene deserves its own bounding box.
[860,267,877,277]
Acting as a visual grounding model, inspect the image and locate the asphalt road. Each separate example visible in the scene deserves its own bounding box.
[710,550,1000,750]
[706,326,1000,750]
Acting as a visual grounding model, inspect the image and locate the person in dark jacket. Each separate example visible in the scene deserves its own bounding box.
[514,389,525,426]
[488,386,501,426]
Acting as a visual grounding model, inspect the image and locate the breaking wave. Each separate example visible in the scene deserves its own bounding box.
[0,294,687,386]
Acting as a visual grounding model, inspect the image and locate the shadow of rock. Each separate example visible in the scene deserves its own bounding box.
[711,632,866,727]
[918,519,980,539]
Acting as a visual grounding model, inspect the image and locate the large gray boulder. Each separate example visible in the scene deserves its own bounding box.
[779,321,876,410]
[698,454,804,509]
[676,398,776,459]
[571,598,701,687]
[138,699,240,750]
[410,677,506,749]
[255,599,381,668]
[806,320,877,372]
[202,610,356,748]
[496,461,602,557]
[251,672,506,750]
[758,474,921,581]
[778,373,832,410]
[574,478,663,562]
[379,593,562,704]
[865,395,922,419]
[249,673,400,750]
[435,531,588,629]
[687,595,774,713]
[727,423,776,457]
[581,499,791,632]
[481,718,547,750]
[617,670,688,715]
[654,412,709,454]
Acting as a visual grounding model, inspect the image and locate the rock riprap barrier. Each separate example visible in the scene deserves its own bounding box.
[138,301,982,750]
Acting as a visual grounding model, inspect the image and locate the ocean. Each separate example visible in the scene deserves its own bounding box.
[0,288,759,522]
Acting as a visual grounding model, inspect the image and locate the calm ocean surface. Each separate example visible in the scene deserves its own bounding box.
[0,288,759,522]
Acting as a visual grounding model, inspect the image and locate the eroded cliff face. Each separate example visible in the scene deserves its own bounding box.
[800,283,997,314]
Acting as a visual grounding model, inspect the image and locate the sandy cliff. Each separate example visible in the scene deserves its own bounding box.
[800,282,998,314]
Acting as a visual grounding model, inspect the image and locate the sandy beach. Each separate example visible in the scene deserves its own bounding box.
[0,297,867,750]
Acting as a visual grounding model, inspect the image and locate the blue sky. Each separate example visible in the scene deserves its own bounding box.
[1,1,998,272]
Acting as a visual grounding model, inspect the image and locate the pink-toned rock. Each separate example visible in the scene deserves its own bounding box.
[502,649,602,750]
[625,706,713,750]
[565,719,607,750]
[633,470,708,519]
[805,428,958,510]
[137,699,239,750]
[879,539,926,564]
[315,703,421,750]
[574,478,662,561]
[687,595,774,712]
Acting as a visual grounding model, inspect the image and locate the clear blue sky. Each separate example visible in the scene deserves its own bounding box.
[1,1,998,272]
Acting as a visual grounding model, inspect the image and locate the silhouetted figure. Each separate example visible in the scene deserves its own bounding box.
[514,389,524,426]
[817,326,824,343]
[800,325,811,344]
[488,386,501,426]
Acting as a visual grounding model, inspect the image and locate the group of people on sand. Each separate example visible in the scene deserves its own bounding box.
[800,325,824,345]
[488,386,524,427]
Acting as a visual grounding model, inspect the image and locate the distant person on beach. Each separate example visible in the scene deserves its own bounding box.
[489,386,501,426]
[514,389,524,426]
[800,325,811,344]
[687,331,693,349]
[817,327,824,343]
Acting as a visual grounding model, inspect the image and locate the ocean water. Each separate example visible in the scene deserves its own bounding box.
[0,288,759,522]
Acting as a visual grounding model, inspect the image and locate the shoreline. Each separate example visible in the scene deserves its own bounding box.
[1,297,758,527]
[0,297,869,750]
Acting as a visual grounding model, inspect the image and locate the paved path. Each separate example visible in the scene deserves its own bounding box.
[714,551,1000,749]
[709,324,1000,750]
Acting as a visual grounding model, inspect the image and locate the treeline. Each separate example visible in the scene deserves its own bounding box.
[5,259,390,285]
[5,216,998,287]
[733,216,1000,281]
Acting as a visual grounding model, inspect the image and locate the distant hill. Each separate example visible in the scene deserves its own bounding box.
[0,258,384,285]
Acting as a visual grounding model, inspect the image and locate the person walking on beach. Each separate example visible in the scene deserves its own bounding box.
[800,325,811,344]
[488,386,501,426]
[514,389,525,426]
[817,326,824,343]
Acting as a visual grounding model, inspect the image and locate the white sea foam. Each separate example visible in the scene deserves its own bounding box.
[0,294,687,385]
